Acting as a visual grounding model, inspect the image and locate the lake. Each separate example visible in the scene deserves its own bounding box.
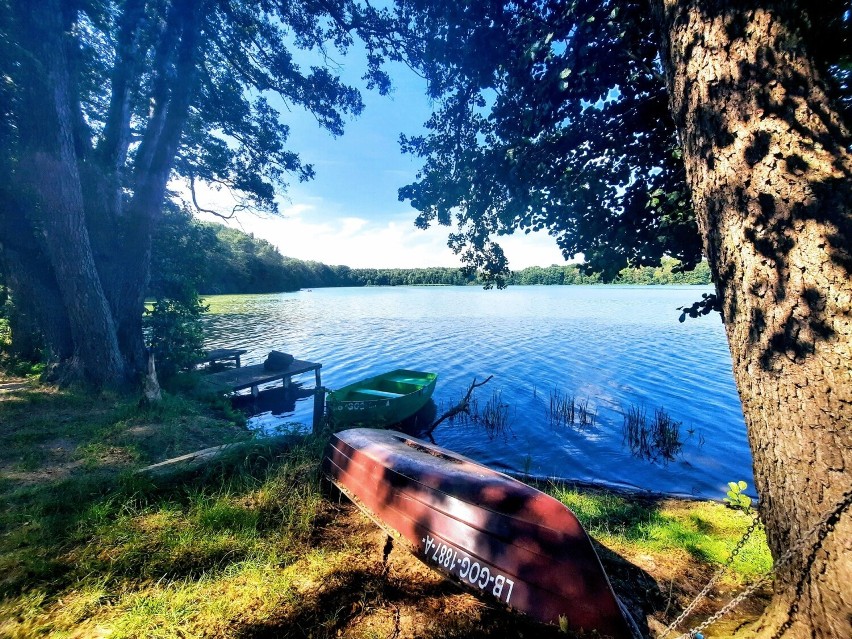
[202,285,753,500]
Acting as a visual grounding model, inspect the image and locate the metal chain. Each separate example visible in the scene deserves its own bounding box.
[663,490,852,639]
[660,513,762,638]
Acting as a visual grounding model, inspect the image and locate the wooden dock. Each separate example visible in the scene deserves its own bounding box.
[198,348,248,369]
[199,358,324,429]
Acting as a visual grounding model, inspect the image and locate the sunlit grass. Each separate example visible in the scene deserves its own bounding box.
[0,444,329,637]
[549,485,772,581]
[1,379,774,637]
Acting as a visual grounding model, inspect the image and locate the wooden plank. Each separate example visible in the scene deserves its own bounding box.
[354,388,404,399]
[196,356,324,431]
[199,348,248,367]
[200,359,321,394]
[134,433,301,479]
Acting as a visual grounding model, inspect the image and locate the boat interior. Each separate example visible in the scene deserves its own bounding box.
[337,371,435,402]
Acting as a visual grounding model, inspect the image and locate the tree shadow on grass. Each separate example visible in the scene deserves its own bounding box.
[234,542,571,639]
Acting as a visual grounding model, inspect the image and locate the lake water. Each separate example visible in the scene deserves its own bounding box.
[202,285,753,500]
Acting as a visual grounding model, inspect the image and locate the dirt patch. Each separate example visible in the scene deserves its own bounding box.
[0,380,30,395]
[300,496,771,639]
[288,503,568,639]
[0,437,88,485]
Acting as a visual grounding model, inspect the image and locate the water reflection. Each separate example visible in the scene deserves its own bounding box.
[232,383,317,430]
[201,286,751,499]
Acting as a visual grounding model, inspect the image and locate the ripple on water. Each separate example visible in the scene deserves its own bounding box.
[202,286,752,499]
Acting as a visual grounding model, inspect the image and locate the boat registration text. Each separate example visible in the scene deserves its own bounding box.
[334,401,391,412]
[421,535,515,604]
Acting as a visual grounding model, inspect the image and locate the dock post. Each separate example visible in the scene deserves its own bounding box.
[313,387,325,433]
[312,367,324,432]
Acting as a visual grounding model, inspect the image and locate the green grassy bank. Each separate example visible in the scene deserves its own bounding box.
[0,376,771,638]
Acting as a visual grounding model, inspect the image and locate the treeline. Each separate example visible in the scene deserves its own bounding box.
[149,209,711,295]
[506,265,602,285]
[614,258,712,285]
[151,206,300,295]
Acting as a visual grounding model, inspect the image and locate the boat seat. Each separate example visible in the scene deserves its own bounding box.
[356,389,404,399]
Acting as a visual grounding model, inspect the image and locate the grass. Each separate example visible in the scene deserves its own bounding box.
[0,373,774,638]
[548,485,771,582]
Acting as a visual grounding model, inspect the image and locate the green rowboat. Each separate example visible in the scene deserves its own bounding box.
[326,369,438,426]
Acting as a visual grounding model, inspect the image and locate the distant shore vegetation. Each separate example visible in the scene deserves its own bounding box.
[152,208,712,296]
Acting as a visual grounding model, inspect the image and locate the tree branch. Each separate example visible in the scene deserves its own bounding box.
[424,375,493,435]
[98,0,148,172]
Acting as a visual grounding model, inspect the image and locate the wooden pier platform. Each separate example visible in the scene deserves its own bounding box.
[200,358,322,397]
[199,348,248,369]
[199,357,324,430]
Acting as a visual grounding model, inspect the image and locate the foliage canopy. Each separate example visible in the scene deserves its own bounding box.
[398,0,852,286]
[0,0,407,381]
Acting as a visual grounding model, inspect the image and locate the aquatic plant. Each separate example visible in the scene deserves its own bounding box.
[480,390,513,438]
[439,387,513,439]
[577,398,597,427]
[548,389,575,426]
[548,389,596,428]
[622,404,683,462]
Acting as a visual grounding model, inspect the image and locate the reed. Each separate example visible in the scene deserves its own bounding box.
[480,390,513,438]
[440,389,512,438]
[549,389,596,427]
[623,404,648,453]
[577,397,597,426]
[548,389,575,426]
[622,404,683,461]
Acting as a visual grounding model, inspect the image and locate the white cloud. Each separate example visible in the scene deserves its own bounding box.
[213,212,568,269]
[174,178,570,269]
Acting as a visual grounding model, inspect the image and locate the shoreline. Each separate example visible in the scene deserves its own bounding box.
[0,374,770,638]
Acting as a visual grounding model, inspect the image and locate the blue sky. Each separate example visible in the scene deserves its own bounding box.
[188,49,568,269]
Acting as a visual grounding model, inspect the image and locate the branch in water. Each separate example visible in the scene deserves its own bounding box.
[425,375,494,435]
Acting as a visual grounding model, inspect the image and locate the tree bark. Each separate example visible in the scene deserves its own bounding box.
[0,214,73,362]
[5,0,204,386]
[652,2,852,637]
[12,0,126,385]
[117,0,204,373]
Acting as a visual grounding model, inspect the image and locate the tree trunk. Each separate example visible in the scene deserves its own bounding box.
[0,173,73,362]
[106,0,205,375]
[12,0,126,386]
[0,219,73,362]
[5,0,203,387]
[652,2,852,637]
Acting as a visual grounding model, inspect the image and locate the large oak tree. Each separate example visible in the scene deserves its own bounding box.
[400,1,851,637]
[0,0,401,386]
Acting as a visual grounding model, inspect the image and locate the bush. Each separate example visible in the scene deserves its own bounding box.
[145,295,207,380]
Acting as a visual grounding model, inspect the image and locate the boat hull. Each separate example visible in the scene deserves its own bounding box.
[326,369,437,426]
[322,428,632,637]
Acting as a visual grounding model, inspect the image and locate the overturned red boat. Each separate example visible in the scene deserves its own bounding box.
[322,428,633,638]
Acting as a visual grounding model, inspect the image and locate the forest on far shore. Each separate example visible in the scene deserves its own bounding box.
[152,207,711,296]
